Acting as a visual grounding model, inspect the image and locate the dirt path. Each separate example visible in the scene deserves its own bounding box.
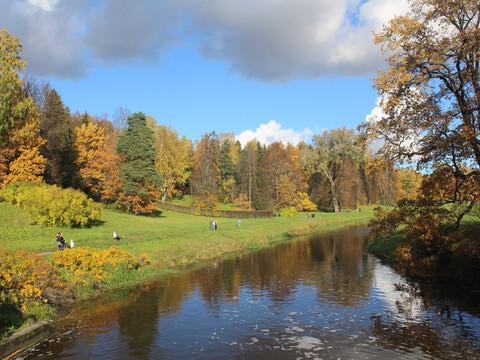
[36,251,54,256]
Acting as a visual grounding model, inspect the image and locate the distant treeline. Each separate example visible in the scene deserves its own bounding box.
[1,29,422,216]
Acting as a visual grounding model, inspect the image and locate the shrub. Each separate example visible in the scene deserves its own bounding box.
[116,186,160,216]
[52,246,146,289]
[234,193,252,210]
[158,201,273,218]
[296,192,318,212]
[193,194,219,215]
[279,207,298,217]
[0,181,47,206]
[0,248,71,314]
[0,182,102,227]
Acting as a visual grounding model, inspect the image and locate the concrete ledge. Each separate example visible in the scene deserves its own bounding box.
[0,321,52,359]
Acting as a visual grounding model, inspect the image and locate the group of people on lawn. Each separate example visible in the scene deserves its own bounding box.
[57,218,244,250]
[209,219,241,230]
[56,233,74,250]
[56,230,122,250]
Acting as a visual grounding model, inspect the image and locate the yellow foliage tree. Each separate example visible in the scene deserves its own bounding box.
[277,175,301,209]
[296,192,318,212]
[74,122,121,202]
[149,120,192,201]
[0,30,46,185]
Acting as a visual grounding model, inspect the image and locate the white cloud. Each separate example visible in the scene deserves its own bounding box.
[27,0,59,11]
[0,0,409,81]
[236,120,312,147]
[366,97,423,163]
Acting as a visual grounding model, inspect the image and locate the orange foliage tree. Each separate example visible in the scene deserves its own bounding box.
[191,132,220,200]
[234,193,252,210]
[74,122,121,202]
[257,142,305,214]
[360,0,480,278]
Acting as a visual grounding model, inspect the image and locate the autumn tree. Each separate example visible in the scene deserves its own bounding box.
[0,30,46,185]
[364,155,402,205]
[304,128,362,212]
[218,139,237,203]
[299,141,324,205]
[398,167,423,200]
[74,122,121,202]
[234,193,252,210]
[337,158,365,209]
[148,118,192,201]
[257,142,305,214]
[116,112,162,215]
[237,140,259,206]
[360,0,480,277]
[191,132,220,200]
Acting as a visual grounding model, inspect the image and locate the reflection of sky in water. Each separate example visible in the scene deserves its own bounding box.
[372,261,425,320]
[15,229,480,360]
[373,260,480,340]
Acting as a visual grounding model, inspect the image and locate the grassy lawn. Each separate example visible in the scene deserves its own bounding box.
[0,202,376,274]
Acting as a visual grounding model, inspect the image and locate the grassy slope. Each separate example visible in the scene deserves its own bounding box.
[367,233,401,265]
[0,202,375,272]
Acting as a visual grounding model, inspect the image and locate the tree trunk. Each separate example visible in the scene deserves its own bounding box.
[330,180,341,213]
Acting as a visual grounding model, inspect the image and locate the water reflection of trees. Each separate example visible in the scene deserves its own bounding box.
[24,227,480,359]
[52,275,197,358]
[195,228,374,308]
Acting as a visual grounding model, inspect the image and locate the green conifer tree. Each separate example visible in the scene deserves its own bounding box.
[40,89,78,187]
[116,112,162,214]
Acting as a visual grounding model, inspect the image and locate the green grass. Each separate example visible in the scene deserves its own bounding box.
[0,202,376,273]
[367,233,402,265]
[168,195,194,206]
[0,202,378,301]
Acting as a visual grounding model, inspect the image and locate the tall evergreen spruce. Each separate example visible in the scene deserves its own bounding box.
[116,112,161,214]
[219,140,236,181]
[40,89,79,187]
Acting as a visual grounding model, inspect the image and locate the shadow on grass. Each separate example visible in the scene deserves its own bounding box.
[84,219,106,228]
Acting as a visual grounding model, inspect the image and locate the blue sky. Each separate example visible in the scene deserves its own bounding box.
[2,0,409,144]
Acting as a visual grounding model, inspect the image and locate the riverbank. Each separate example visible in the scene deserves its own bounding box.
[367,224,480,289]
[0,203,377,342]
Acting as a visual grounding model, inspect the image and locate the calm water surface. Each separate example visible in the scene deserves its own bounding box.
[15,227,480,359]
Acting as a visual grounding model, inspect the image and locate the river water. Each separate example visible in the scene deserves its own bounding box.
[15,227,480,359]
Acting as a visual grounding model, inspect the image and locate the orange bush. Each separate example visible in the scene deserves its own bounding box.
[52,246,143,288]
[0,248,70,313]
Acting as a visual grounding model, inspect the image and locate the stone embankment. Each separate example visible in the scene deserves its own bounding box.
[0,321,51,359]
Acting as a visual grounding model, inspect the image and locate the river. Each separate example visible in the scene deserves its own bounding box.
[14,227,480,359]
